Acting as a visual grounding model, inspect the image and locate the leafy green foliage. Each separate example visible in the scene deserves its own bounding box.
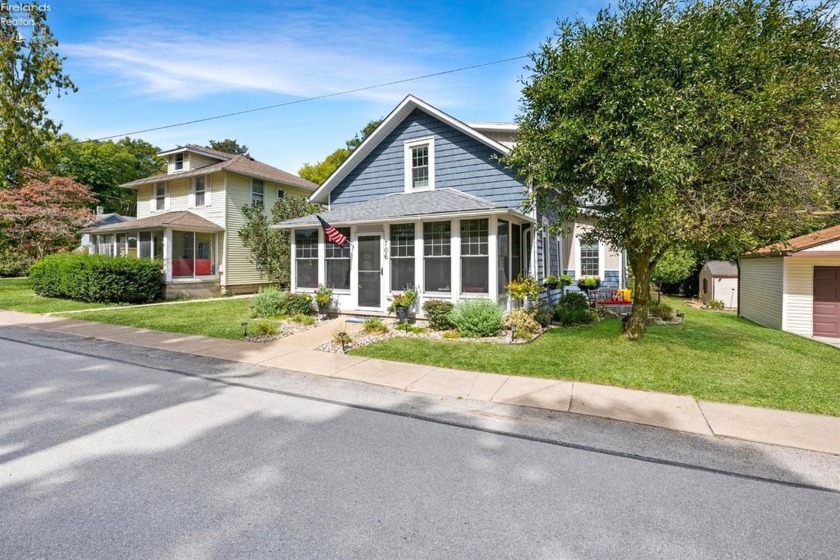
[207,139,248,155]
[707,299,725,310]
[285,293,314,315]
[576,277,601,292]
[291,313,316,325]
[508,276,541,304]
[0,8,76,186]
[555,293,598,325]
[238,196,320,287]
[252,319,279,336]
[252,288,313,317]
[298,119,382,185]
[29,254,162,303]
[362,317,390,334]
[558,292,589,311]
[45,135,164,215]
[530,301,556,327]
[648,301,676,321]
[503,308,542,338]
[0,247,33,277]
[332,329,352,345]
[449,299,504,338]
[651,248,696,289]
[507,0,840,339]
[0,172,96,261]
[422,299,455,331]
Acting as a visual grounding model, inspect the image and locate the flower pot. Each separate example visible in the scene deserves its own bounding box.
[395,305,410,324]
[317,303,330,319]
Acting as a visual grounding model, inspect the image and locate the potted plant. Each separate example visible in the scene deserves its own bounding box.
[543,274,561,290]
[576,276,601,296]
[388,288,417,324]
[314,285,333,318]
[507,276,541,308]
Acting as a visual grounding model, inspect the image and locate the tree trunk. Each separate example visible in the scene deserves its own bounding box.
[624,253,653,340]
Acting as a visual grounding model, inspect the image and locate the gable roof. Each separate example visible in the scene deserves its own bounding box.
[748,224,840,257]
[119,154,317,191]
[275,188,530,228]
[310,95,513,205]
[703,260,738,278]
[88,213,135,227]
[82,211,224,234]
[158,144,237,161]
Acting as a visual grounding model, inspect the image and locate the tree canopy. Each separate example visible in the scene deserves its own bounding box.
[506,0,840,339]
[208,139,249,155]
[44,135,165,215]
[298,119,382,185]
[0,6,75,186]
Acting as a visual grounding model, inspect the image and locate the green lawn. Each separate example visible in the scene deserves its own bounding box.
[353,298,840,416]
[0,278,119,313]
[60,298,254,340]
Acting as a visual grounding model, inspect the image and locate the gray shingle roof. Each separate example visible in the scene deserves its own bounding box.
[83,211,224,233]
[704,260,738,278]
[276,188,523,228]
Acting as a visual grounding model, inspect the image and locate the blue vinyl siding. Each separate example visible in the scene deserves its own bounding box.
[330,109,526,208]
[603,271,620,288]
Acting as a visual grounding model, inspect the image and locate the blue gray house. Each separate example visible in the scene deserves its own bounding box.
[277,95,626,315]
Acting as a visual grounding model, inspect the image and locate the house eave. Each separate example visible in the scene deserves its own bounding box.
[274,208,534,229]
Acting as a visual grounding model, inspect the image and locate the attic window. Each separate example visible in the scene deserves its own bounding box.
[174,153,184,171]
[404,137,435,191]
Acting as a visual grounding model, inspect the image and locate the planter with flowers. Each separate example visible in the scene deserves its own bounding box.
[314,285,334,319]
[388,289,417,324]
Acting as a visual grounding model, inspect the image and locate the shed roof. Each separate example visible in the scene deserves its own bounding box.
[748,224,840,257]
[275,188,529,228]
[703,260,738,278]
[82,211,224,234]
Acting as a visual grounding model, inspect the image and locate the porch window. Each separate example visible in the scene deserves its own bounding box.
[97,234,114,256]
[172,232,195,277]
[497,220,509,293]
[139,232,152,259]
[461,219,488,293]
[116,233,127,256]
[295,229,318,289]
[423,221,450,292]
[580,240,599,276]
[127,234,137,257]
[390,223,415,292]
[511,223,522,279]
[325,227,351,290]
[251,179,264,207]
[194,176,206,207]
[155,183,166,211]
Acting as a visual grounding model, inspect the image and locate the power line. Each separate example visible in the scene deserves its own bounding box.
[94,55,529,141]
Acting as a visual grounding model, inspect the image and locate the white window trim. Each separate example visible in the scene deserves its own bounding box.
[404,136,435,192]
[576,237,601,278]
[154,182,169,212]
[251,178,265,206]
[191,175,210,208]
[173,153,186,173]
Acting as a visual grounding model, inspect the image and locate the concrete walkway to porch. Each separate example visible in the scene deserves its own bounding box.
[2,309,839,456]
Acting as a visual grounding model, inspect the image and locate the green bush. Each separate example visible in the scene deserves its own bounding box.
[362,317,390,334]
[530,301,555,327]
[449,299,504,338]
[442,331,461,339]
[285,292,314,315]
[503,308,542,339]
[252,287,286,318]
[29,254,162,303]
[422,299,455,330]
[707,299,724,310]
[649,301,676,321]
[252,319,279,336]
[558,292,589,310]
[554,306,598,325]
[0,248,33,278]
[290,313,315,325]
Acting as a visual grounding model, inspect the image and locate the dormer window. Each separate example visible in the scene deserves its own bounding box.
[174,153,184,171]
[404,137,435,191]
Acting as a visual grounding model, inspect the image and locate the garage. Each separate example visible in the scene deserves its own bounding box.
[813,267,840,338]
[740,224,840,340]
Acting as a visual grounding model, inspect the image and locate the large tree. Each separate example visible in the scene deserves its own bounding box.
[208,139,249,155]
[46,135,165,215]
[298,119,382,185]
[0,170,96,263]
[0,5,75,186]
[507,0,840,339]
[239,196,320,288]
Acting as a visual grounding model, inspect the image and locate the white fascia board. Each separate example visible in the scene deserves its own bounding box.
[310,95,512,205]
[273,208,534,230]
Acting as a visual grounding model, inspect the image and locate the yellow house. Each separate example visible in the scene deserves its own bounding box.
[83,144,317,299]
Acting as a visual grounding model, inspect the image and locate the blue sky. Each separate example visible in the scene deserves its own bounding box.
[44,1,607,173]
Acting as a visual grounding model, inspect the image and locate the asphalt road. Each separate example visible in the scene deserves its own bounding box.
[1,327,839,559]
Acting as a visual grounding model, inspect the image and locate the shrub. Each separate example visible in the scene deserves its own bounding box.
[449,299,504,338]
[252,319,279,336]
[0,248,33,277]
[508,276,541,303]
[362,317,389,334]
[332,328,352,346]
[285,292,314,315]
[503,308,542,339]
[707,299,725,310]
[314,285,333,308]
[554,306,598,326]
[290,313,315,325]
[422,299,455,330]
[442,331,461,339]
[29,254,162,303]
[530,301,555,327]
[558,292,589,310]
[252,287,286,318]
[649,301,675,321]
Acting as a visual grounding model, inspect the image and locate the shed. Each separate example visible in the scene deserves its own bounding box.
[740,225,840,340]
[699,260,739,309]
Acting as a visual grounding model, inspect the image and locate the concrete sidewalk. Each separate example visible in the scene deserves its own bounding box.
[2,309,838,456]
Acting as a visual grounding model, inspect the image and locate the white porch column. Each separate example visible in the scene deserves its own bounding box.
[451,219,460,303]
[317,229,325,287]
[163,229,172,282]
[488,216,498,301]
[414,220,423,296]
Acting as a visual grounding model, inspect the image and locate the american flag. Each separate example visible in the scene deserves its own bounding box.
[317,215,348,247]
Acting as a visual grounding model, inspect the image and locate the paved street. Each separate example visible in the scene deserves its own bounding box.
[2,328,839,559]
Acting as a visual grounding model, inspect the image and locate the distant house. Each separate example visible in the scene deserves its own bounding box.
[740,225,840,340]
[275,95,625,316]
[699,260,738,309]
[80,210,135,253]
[83,144,317,299]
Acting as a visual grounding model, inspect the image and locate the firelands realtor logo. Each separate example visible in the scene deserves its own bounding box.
[2,2,50,42]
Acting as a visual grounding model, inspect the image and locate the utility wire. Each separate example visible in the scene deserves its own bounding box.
[94,55,529,141]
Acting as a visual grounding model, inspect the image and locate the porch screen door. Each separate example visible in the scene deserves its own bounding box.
[358,235,381,308]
